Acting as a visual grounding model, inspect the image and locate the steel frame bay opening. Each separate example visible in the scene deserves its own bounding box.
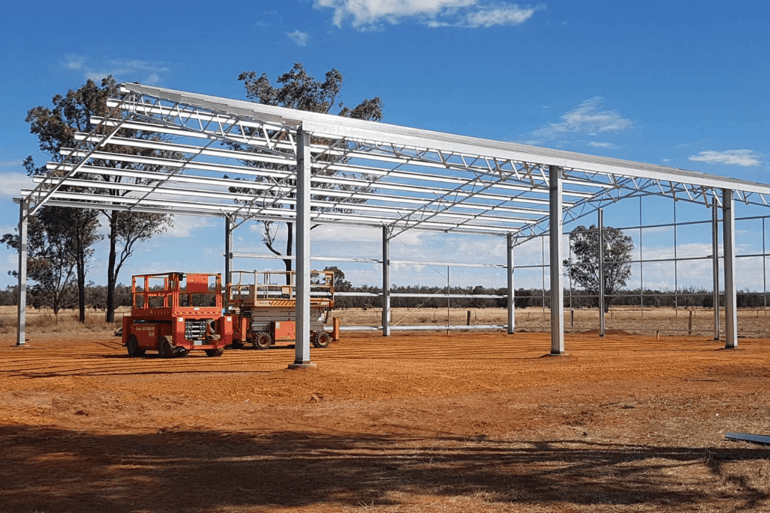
[15,83,770,362]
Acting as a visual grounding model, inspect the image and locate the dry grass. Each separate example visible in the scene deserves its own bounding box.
[5,304,770,339]
[0,305,129,336]
[334,305,770,338]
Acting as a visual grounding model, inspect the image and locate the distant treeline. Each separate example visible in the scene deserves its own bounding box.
[330,284,770,310]
[0,284,768,310]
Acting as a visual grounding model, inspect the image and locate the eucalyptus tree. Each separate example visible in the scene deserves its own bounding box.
[2,207,81,319]
[564,224,634,312]
[25,76,173,322]
[232,63,383,279]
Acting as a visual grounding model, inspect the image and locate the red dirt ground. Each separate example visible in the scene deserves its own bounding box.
[1,329,769,512]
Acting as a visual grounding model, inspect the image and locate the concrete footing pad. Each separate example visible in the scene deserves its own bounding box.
[288,362,318,370]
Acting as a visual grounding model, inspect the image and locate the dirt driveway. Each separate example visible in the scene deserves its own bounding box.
[1,330,769,512]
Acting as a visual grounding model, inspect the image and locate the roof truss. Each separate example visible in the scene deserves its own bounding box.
[22,82,770,244]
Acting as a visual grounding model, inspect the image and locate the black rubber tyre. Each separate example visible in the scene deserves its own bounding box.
[253,332,272,350]
[312,331,332,349]
[126,335,145,357]
[205,348,225,357]
[158,336,175,358]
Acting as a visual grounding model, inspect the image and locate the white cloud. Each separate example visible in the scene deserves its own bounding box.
[688,149,761,167]
[0,172,33,198]
[62,54,87,71]
[2,252,18,283]
[531,97,632,141]
[587,141,616,149]
[0,160,24,169]
[441,2,543,27]
[287,29,310,46]
[316,0,472,27]
[158,215,214,238]
[314,0,542,30]
[62,55,172,85]
[311,224,382,242]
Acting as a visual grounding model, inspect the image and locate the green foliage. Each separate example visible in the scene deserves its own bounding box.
[2,207,82,316]
[233,63,383,280]
[24,76,173,322]
[323,266,353,308]
[238,63,383,120]
[564,224,634,311]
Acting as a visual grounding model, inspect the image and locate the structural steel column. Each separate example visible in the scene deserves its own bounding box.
[290,128,315,368]
[722,189,738,348]
[382,225,391,337]
[507,232,515,334]
[712,197,720,340]
[598,209,605,337]
[224,215,233,308]
[549,166,565,354]
[16,199,28,347]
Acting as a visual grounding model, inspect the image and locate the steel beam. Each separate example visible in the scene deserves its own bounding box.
[382,226,391,337]
[289,128,316,369]
[15,82,770,353]
[16,199,28,347]
[549,166,565,354]
[507,232,515,334]
[722,189,738,348]
[119,83,770,198]
[725,432,770,445]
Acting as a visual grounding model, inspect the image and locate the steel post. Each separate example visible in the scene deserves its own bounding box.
[639,196,644,319]
[673,200,679,311]
[598,209,605,337]
[507,232,515,334]
[712,197,720,340]
[16,199,28,347]
[382,225,391,337]
[290,128,315,368]
[722,189,737,348]
[224,215,233,309]
[446,266,450,330]
[549,166,565,354]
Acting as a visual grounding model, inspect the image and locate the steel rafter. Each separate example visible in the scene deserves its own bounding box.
[20,82,770,240]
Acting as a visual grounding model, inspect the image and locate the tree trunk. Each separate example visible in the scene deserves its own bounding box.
[105,212,118,323]
[77,255,86,322]
[75,223,86,323]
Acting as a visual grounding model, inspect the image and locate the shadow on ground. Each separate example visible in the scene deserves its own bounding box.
[1,425,768,512]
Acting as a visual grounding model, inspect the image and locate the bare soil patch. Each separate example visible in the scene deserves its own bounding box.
[1,324,770,512]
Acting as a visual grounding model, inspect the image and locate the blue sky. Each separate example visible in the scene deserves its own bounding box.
[1,0,769,292]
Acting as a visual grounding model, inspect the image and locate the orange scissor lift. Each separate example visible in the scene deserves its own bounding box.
[122,272,233,358]
[227,269,335,350]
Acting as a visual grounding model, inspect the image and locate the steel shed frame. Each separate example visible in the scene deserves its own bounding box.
[16,82,770,363]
